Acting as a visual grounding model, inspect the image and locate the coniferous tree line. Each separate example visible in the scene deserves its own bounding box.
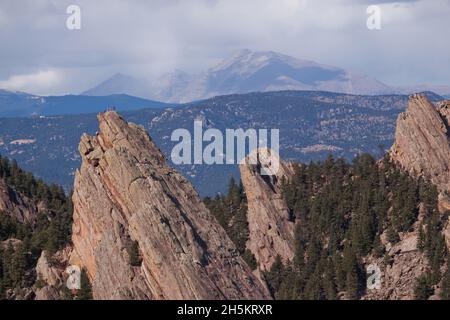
[0,154,74,298]
[273,154,448,300]
[204,177,257,269]
[208,154,450,300]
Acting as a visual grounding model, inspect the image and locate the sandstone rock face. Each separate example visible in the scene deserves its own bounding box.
[35,247,72,300]
[364,231,427,300]
[240,148,295,272]
[71,111,270,300]
[0,179,38,223]
[390,94,450,193]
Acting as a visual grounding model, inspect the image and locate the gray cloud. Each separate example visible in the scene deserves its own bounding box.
[0,0,449,95]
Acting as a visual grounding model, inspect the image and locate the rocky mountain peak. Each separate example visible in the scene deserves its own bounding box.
[71,111,270,299]
[390,94,450,193]
[240,148,296,272]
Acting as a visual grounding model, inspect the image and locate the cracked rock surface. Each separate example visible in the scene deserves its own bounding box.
[71,111,270,300]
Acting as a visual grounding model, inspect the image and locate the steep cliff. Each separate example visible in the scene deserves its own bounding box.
[240,148,295,272]
[0,178,38,224]
[390,94,450,249]
[71,111,270,300]
[390,94,450,193]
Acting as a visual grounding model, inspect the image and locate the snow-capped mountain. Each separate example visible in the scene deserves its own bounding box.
[82,49,449,102]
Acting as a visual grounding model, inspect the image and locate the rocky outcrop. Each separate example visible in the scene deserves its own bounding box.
[240,148,296,272]
[71,111,270,300]
[390,94,450,193]
[390,94,450,251]
[0,179,38,224]
[364,230,428,300]
[35,247,72,300]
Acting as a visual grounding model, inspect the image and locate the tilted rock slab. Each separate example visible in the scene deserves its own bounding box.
[390,94,450,192]
[390,94,450,251]
[240,148,295,272]
[71,111,270,300]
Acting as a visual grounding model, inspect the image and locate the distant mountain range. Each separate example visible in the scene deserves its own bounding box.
[83,49,450,102]
[0,89,171,118]
[0,90,444,196]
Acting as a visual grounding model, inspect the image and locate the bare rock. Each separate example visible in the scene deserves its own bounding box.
[71,111,270,300]
[34,247,72,300]
[0,179,38,224]
[240,148,295,272]
[390,94,450,193]
[364,232,427,300]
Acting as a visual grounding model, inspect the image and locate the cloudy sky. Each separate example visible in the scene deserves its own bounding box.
[0,0,449,95]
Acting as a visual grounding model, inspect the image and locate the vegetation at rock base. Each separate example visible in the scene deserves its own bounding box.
[208,153,449,300]
[440,265,450,300]
[0,154,73,298]
[128,240,142,267]
[204,177,257,269]
[75,269,93,300]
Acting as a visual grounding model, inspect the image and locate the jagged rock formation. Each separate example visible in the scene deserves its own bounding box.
[363,225,428,300]
[390,94,450,193]
[0,179,38,223]
[240,148,296,272]
[71,111,270,300]
[390,94,450,249]
[35,247,72,300]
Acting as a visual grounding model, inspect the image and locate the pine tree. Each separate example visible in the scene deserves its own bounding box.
[417,222,425,252]
[323,259,337,300]
[11,242,27,287]
[414,274,433,300]
[242,249,257,270]
[264,255,284,297]
[372,235,384,258]
[386,226,399,244]
[440,265,450,300]
[76,269,93,300]
[128,240,142,267]
[304,267,323,300]
[342,244,361,299]
[0,246,3,298]
[2,242,14,289]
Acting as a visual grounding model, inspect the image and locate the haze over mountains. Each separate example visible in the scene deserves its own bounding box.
[83,50,450,102]
[0,90,444,196]
[0,89,170,118]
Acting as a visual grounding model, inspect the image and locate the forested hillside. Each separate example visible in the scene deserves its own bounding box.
[0,154,73,299]
[207,154,450,300]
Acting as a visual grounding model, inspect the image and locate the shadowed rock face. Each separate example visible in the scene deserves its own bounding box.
[239,149,296,272]
[0,179,38,224]
[390,94,450,192]
[71,111,270,300]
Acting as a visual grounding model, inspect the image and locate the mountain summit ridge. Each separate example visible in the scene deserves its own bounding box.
[83,49,450,102]
[83,49,393,102]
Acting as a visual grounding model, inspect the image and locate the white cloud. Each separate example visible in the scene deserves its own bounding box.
[0,70,62,95]
[0,0,449,95]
